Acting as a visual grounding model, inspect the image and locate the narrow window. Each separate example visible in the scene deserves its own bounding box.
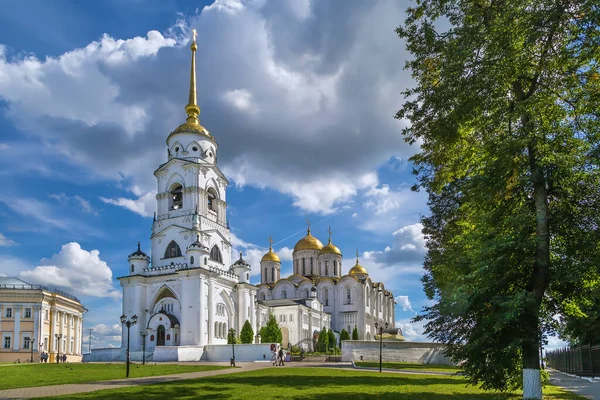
[24,337,31,349]
[302,258,306,275]
[210,245,223,263]
[24,308,31,318]
[207,188,218,211]
[3,336,10,349]
[131,264,134,272]
[282,290,287,299]
[333,261,337,276]
[347,287,351,304]
[5,308,12,318]
[271,268,274,282]
[325,261,329,275]
[190,256,194,265]
[164,241,182,258]
[325,289,329,306]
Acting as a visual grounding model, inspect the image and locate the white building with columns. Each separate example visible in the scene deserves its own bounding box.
[0,277,86,363]
[117,34,397,359]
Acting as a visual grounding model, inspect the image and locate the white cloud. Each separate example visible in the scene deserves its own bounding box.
[395,295,414,312]
[101,191,156,217]
[396,318,431,342]
[230,232,292,280]
[0,143,9,150]
[0,255,30,276]
[0,233,17,247]
[49,193,97,215]
[19,242,121,299]
[545,335,569,352]
[222,89,257,114]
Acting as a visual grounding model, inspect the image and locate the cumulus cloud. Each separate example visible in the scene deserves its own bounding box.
[395,295,414,312]
[0,0,418,218]
[0,233,17,247]
[396,318,430,342]
[101,191,156,217]
[19,242,120,299]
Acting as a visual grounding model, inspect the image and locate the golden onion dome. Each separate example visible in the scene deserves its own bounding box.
[321,240,342,255]
[349,250,368,275]
[261,236,281,263]
[293,228,324,252]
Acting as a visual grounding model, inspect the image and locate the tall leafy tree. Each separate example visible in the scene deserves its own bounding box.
[240,320,254,344]
[396,0,600,398]
[259,315,283,344]
[352,326,359,340]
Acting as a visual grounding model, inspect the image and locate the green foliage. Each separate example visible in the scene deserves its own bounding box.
[327,329,336,350]
[290,346,301,355]
[227,328,237,345]
[340,329,350,346]
[352,326,359,340]
[259,315,282,344]
[316,327,329,352]
[397,0,600,393]
[240,320,254,344]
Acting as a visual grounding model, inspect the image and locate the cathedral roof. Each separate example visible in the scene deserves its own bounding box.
[129,242,149,259]
[233,252,251,268]
[320,226,342,255]
[293,227,324,252]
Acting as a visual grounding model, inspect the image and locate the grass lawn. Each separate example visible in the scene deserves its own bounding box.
[40,367,584,400]
[355,361,460,373]
[0,363,229,390]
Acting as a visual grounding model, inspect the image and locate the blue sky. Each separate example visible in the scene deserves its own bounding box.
[0,0,566,351]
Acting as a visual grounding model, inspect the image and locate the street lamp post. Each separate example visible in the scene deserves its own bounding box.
[120,314,138,378]
[30,339,35,363]
[140,330,148,365]
[55,334,63,363]
[374,322,389,373]
[229,328,236,367]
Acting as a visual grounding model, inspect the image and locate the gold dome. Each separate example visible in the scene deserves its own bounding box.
[261,236,281,263]
[321,240,342,255]
[293,228,324,252]
[349,250,368,275]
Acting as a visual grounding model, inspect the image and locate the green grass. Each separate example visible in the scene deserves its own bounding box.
[0,363,229,390]
[355,361,460,373]
[40,367,584,400]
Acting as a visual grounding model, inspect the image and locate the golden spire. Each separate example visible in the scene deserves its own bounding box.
[268,235,274,251]
[185,29,200,125]
[327,225,332,243]
[356,249,359,263]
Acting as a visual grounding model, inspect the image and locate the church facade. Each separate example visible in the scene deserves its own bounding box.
[118,33,396,356]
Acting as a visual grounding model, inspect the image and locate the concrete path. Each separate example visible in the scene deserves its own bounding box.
[0,362,269,400]
[549,370,600,399]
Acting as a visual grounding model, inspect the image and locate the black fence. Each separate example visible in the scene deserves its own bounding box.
[546,344,600,377]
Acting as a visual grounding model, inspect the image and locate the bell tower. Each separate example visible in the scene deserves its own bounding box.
[150,29,231,270]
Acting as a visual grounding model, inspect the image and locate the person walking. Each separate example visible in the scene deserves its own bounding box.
[278,348,284,366]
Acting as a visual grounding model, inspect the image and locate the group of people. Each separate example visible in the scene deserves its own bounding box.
[272,348,286,366]
[38,352,67,363]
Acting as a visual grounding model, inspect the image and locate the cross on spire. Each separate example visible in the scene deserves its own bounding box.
[191,28,198,43]
[268,235,273,250]
[306,216,311,233]
[356,249,359,262]
[328,226,332,242]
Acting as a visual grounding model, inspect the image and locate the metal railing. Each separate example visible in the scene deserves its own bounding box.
[546,344,600,377]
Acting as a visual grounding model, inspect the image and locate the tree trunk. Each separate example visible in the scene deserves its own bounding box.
[522,141,551,399]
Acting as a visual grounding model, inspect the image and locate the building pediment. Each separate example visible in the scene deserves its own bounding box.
[151,224,192,238]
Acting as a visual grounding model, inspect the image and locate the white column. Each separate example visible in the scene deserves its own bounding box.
[199,276,206,345]
[33,305,40,354]
[207,278,214,344]
[13,305,21,350]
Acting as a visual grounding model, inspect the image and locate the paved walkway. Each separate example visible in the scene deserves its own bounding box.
[0,362,269,400]
[549,370,600,399]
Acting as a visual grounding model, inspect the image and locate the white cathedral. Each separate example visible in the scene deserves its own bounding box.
[118,35,396,355]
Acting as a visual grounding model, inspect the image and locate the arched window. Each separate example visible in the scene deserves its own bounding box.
[271,268,274,282]
[261,293,266,300]
[204,257,207,265]
[305,289,309,298]
[333,261,337,276]
[310,258,313,274]
[164,241,182,258]
[150,335,154,341]
[170,183,183,210]
[246,273,249,281]
[325,289,329,306]
[325,261,328,275]
[207,188,218,211]
[210,245,222,263]
[347,287,351,304]
[166,334,170,341]
[282,290,287,299]
[190,256,194,265]
[302,258,306,275]
[214,322,218,338]
[131,264,134,272]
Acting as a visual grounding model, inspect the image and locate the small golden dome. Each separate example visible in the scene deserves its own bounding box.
[261,236,281,263]
[349,250,368,275]
[293,228,324,252]
[321,240,342,255]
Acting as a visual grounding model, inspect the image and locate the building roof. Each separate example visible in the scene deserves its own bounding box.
[0,276,82,303]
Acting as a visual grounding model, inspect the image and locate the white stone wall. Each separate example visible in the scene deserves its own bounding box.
[202,343,275,362]
[341,341,455,365]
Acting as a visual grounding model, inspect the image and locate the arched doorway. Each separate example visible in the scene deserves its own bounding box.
[157,325,166,346]
[281,327,290,348]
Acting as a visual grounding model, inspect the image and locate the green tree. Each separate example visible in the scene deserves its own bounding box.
[396,0,600,397]
[227,328,236,345]
[352,326,359,340]
[316,327,329,352]
[327,329,336,351]
[259,315,282,344]
[240,320,254,344]
[339,329,350,347]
